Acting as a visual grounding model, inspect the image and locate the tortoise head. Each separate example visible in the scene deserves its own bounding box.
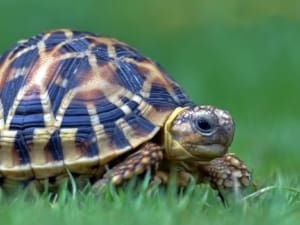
[164,106,235,161]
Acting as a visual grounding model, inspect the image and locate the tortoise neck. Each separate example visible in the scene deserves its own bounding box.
[163,107,197,160]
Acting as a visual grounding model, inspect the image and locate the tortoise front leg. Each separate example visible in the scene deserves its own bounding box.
[197,153,251,192]
[93,142,163,189]
[151,154,251,190]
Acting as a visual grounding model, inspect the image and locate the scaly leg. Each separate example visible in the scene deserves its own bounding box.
[150,170,194,188]
[197,153,251,192]
[151,154,252,191]
[93,142,163,189]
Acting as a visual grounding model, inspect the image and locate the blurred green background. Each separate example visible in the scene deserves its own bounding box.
[0,0,299,184]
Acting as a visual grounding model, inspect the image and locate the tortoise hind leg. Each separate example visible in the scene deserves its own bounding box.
[93,142,163,189]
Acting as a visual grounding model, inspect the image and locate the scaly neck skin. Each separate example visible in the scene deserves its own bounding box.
[163,107,200,161]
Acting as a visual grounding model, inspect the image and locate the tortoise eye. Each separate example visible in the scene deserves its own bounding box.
[195,117,214,134]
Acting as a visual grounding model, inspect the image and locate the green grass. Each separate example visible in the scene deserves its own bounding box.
[0,178,299,225]
[1,0,300,224]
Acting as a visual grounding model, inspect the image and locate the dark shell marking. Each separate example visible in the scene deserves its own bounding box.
[0,29,192,181]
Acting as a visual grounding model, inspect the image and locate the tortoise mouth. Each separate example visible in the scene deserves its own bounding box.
[186,144,228,161]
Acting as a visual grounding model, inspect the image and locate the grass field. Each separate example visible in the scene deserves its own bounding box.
[0,0,300,224]
[0,179,299,225]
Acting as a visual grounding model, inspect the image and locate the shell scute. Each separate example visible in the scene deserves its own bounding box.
[114,43,146,62]
[44,30,68,50]
[11,48,38,69]
[114,60,145,93]
[1,76,24,121]
[61,38,90,53]
[91,44,111,65]
[46,130,64,161]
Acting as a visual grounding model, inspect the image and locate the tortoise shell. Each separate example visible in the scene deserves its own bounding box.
[0,29,192,181]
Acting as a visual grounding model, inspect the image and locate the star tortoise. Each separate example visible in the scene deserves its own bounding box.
[0,29,250,193]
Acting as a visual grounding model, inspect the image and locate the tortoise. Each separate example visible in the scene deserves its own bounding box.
[0,29,250,194]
